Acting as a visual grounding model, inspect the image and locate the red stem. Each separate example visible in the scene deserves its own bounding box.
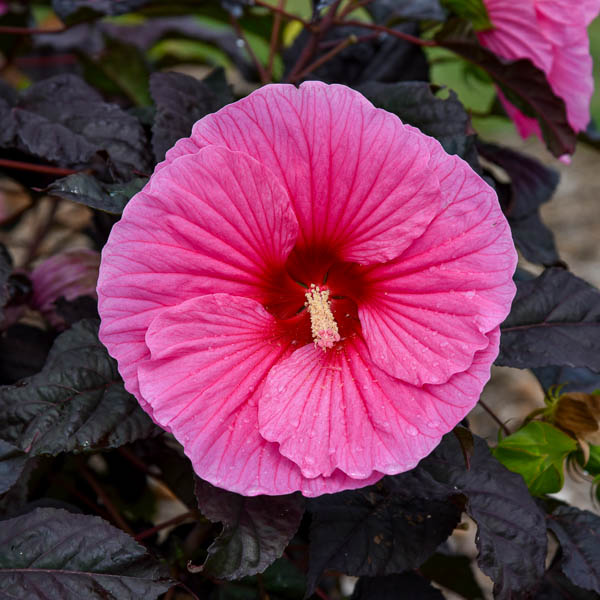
[479,399,511,436]
[254,0,311,27]
[229,13,269,84]
[286,0,344,82]
[338,0,375,20]
[339,19,437,47]
[0,158,79,176]
[134,511,197,541]
[79,463,135,535]
[266,0,286,80]
[0,25,67,35]
[319,32,378,49]
[291,34,356,82]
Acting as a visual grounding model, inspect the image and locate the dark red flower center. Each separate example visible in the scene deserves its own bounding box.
[261,244,371,348]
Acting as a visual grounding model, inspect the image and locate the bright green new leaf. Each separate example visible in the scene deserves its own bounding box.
[583,444,600,475]
[493,421,577,496]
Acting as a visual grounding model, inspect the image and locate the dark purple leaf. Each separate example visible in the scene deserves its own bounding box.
[478,141,561,266]
[306,471,463,594]
[0,507,173,599]
[52,0,153,23]
[367,0,446,23]
[54,295,99,326]
[47,173,148,214]
[0,75,151,180]
[419,434,547,600]
[351,573,444,599]
[0,324,55,384]
[547,506,600,594]
[435,20,576,158]
[194,478,305,580]
[537,562,599,600]
[0,243,11,322]
[498,268,600,370]
[532,366,600,394]
[359,81,479,171]
[132,438,196,508]
[0,319,156,456]
[285,23,429,86]
[150,70,233,163]
[420,553,485,600]
[0,440,27,495]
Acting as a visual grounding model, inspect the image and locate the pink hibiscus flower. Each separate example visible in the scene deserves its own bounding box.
[97,82,517,497]
[478,0,600,144]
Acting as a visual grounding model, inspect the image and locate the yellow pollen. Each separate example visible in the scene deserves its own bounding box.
[305,284,340,350]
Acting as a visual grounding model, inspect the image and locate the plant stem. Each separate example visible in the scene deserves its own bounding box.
[266,0,286,80]
[337,0,375,20]
[338,19,437,47]
[229,13,269,84]
[286,0,344,82]
[291,34,356,82]
[479,399,511,436]
[0,157,79,176]
[254,0,311,26]
[319,32,378,49]
[134,511,197,541]
[0,25,66,35]
[79,463,135,535]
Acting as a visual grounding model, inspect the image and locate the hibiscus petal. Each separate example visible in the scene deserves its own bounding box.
[97,145,299,403]
[478,0,553,73]
[162,81,443,265]
[137,294,382,496]
[358,136,516,386]
[259,331,499,480]
[496,90,542,140]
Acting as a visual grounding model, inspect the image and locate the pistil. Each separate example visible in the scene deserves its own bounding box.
[305,284,340,350]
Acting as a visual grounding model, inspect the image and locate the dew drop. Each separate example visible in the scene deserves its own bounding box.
[406,425,418,436]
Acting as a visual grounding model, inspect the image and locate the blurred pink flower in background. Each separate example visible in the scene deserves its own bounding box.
[32,248,100,328]
[97,82,517,496]
[478,0,600,148]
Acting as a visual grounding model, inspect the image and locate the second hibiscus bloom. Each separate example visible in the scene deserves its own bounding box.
[98,82,517,496]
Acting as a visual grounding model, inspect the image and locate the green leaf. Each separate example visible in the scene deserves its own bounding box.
[583,444,600,475]
[441,0,492,31]
[0,319,157,456]
[81,36,152,106]
[0,507,173,599]
[194,478,305,580]
[215,558,306,600]
[493,422,577,496]
[48,173,147,214]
